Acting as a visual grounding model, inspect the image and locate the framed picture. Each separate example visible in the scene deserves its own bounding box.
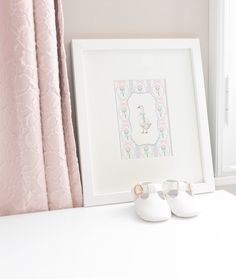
[71,39,215,206]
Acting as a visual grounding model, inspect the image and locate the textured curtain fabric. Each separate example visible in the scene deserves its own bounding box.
[0,0,83,216]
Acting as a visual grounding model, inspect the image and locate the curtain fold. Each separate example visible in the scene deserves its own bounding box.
[0,0,82,216]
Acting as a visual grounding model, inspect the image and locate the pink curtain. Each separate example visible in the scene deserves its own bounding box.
[0,0,83,216]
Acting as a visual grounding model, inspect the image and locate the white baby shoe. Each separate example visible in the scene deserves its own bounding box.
[163,180,200,218]
[133,182,171,222]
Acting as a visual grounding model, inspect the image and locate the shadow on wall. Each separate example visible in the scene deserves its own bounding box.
[217,186,236,196]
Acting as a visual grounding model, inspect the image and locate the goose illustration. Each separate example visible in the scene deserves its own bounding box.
[137,105,152,134]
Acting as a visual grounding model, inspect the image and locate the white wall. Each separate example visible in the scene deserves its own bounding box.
[62,0,209,111]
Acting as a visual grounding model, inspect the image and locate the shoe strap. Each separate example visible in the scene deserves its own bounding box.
[133,182,162,197]
[163,180,193,194]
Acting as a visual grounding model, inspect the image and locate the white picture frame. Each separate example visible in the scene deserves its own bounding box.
[71,39,215,206]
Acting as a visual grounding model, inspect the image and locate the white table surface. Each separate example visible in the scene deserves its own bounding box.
[0,190,236,279]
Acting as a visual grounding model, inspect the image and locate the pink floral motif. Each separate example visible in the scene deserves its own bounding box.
[133,80,148,93]
[123,142,135,159]
[116,80,128,98]
[122,125,131,141]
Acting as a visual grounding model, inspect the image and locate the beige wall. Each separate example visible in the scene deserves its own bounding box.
[62,0,209,100]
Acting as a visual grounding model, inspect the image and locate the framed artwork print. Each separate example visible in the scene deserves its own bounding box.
[114,79,172,160]
[71,39,215,206]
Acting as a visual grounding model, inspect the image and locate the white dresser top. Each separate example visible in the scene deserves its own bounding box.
[0,190,236,279]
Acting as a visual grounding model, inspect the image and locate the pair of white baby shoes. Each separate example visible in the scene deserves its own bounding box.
[133,180,200,222]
